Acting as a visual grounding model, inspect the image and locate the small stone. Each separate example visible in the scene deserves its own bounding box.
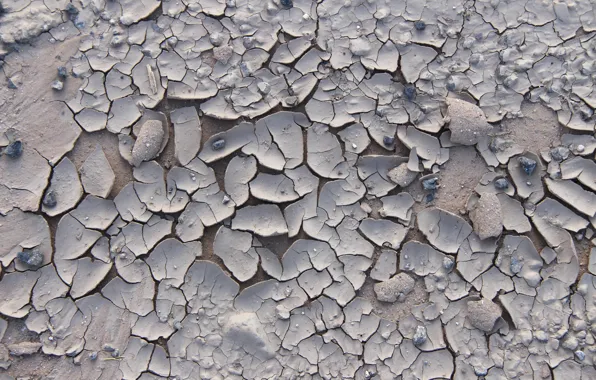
[16,249,44,268]
[550,146,569,162]
[388,163,418,187]
[111,349,120,358]
[494,178,509,190]
[422,177,439,190]
[65,3,78,15]
[518,156,537,176]
[209,32,224,47]
[374,273,415,303]
[510,255,522,274]
[102,344,116,352]
[42,190,57,208]
[51,80,64,91]
[414,20,426,30]
[443,256,454,271]
[577,144,585,153]
[575,350,585,361]
[4,140,23,158]
[280,0,293,8]
[7,78,17,89]
[474,368,488,377]
[383,135,395,146]
[89,351,98,360]
[403,85,416,101]
[412,325,427,346]
[57,66,68,78]
[222,195,231,204]
[467,298,502,332]
[212,138,226,151]
[167,36,178,47]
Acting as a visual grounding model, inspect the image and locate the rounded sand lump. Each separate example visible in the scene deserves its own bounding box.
[470,193,503,240]
[374,272,415,303]
[131,120,165,166]
[467,298,502,332]
[388,163,418,187]
[447,98,492,145]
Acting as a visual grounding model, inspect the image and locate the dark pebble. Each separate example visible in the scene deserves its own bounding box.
[494,178,509,190]
[17,249,44,267]
[518,156,537,176]
[7,79,17,89]
[43,190,57,208]
[280,0,293,8]
[212,139,226,151]
[414,20,426,31]
[422,178,439,190]
[57,66,68,78]
[4,140,23,158]
[403,84,416,101]
[383,135,395,146]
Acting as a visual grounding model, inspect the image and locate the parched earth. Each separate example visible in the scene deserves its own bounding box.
[1,0,596,379]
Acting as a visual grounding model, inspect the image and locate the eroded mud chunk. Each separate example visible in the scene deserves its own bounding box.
[388,163,418,187]
[131,120,164,166]
[374,272,415,303]
[467,299,502,332]
[470,193,503,240]
[447,98,492,145]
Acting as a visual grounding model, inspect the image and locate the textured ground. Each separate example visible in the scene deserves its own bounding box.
[2,0,596,379]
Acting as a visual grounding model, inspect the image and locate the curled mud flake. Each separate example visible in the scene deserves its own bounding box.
[417,208,472,254]
[171,107,202,167]
[359,218,409,250]
[0,209,52,269]
[41,157,83,217]
[214,227,258,282]
[232,204,288,237]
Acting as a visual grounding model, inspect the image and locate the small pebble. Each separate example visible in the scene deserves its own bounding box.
[494,178,509,190]
[89,351,98,360]
[280,0,293,8]
[575,350,585,361]
[212,138,226,151]
[17,249,44,267]
[43,190,57,208]
[577,144,585,153]
[383,135,395,146]
[7,78,17,89]
[51,80,64,91]
[422,178,439,190]
[403,84,416,101]
[4,140,23,158]
[518,156,537,176]
[414,20,426,30]
[413,325,427,346]
[57,66,68,78]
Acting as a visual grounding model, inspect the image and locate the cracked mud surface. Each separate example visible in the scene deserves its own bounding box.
[2,0,596,379]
